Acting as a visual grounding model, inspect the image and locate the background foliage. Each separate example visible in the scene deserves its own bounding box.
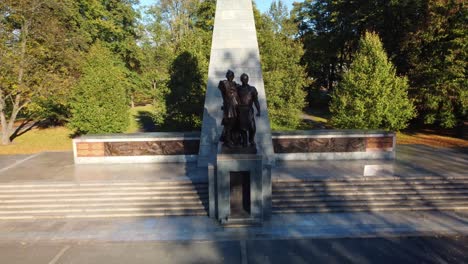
[0,0,466,145]
[330,32,415,131]
[69,42,130,134]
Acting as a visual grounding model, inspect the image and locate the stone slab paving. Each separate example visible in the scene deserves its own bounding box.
[0,236,467,264]
[274,145,468,180]
[0,154,36,172]
[0,152,207,184]
[0,145,465,184]
[0,211,467,242]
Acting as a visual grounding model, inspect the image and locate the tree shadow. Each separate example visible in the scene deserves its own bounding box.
[8,119,39,142]
[135,110,158,132]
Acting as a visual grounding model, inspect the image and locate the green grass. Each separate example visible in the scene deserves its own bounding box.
[0,127,73,155]
[126,105,155,133]
[0,105,157,155]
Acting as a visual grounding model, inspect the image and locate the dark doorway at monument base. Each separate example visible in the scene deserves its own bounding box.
[230,171,251,218]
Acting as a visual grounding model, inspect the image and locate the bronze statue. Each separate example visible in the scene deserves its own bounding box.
[218,70,239,148]
[237,73,260,147]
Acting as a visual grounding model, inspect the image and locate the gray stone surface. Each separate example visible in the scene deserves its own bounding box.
[246,236,468,264]
[275,151,394,162]
[74,155,198,165]
[0,154,31,168]
[198,0,274,167]
[215,154,263,223]
[55,241,240,264]
[1,236,468,264]
[274,145,468,180]
[0,211,467,242]
[273,130,395,137]
[0,144,465,184]
[0,152,207,184]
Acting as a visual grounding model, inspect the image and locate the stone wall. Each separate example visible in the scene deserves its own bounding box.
[73,133,200,164]
[73,130,395,164]
[273,130,395,161]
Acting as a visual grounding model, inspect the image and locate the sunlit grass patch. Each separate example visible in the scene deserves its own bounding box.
[0,127,73,155]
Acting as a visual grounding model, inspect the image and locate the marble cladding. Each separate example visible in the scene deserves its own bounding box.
[273,137,394,154]
[76,142,105,157]
[75,136,393,158]
[104,141,200,156]
[75,140,199,157]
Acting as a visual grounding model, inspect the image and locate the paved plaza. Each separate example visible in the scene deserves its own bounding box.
[0,144,466,184]
[0,144,466,263]
[1,236,467,264]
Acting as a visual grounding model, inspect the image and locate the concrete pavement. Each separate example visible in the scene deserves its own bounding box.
[1,235,467,264]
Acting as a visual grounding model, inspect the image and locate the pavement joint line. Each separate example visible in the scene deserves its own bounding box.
[48,244,70,264]
[240,240,248,264]
[0,152,43,174]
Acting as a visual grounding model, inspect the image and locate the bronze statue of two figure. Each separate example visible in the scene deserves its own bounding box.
[218,70,260,151]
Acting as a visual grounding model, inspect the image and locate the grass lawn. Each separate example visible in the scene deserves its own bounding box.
[397,132,468,148]
[126,105,155,133]
[0,105,156,155]
[0,127,73,155]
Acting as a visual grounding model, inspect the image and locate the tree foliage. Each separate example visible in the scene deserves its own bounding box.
[0,0,82,144]
[69,43,129,134]
[294,0,466,129]
[330,32,415,131]
[143,0,214,131]
[255,2,309,130]
[404,0,467,128]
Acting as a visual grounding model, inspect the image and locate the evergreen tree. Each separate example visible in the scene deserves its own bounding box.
[405,0,467,128]
[330,32,415,131]
[69,43,129,134]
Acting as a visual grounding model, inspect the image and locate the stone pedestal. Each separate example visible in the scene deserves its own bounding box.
[212,152,270,225]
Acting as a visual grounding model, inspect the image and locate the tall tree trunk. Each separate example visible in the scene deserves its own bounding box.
[0,106,10,145]
[0,19,30,145]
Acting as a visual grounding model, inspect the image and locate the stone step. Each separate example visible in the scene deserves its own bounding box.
[0,181,208,189]
[272,204,468,214]
[273,175,468,184]
[0,204,208,214]
[0,189,208,199]
[0,199,208,209]
[0,209,208,220]
[272,184,468,194]
[272,179,468,188]
[0,185,208,194]
[273,199,468,208]
[272,193,468,203]
[273,188,468,198]
[0,194,209,204]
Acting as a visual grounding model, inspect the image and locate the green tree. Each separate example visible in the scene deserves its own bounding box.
[143,0,214,130]
[404,0,467,128]
[69,43,129,134]
[330,32,415,131]
[255,4,309,130]
[0,0,82,144]
[294,0,426,103]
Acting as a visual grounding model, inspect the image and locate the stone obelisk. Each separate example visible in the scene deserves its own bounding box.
[198,0,274,167]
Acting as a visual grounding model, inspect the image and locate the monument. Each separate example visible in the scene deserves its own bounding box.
[71,0,398,225]
[199,0,274,225]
